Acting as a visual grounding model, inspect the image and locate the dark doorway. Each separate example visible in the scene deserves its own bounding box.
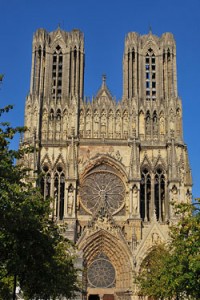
[88,295,100,300]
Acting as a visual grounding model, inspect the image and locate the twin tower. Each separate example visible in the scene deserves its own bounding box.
[23,27,192,300]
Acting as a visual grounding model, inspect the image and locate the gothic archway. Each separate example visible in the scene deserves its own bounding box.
[78,229,133,293]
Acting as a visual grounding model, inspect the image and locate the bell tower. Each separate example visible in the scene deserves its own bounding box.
[123,31,177,101]
[23,28,84,228]
[24,27,84,145]
[30,27,84,100]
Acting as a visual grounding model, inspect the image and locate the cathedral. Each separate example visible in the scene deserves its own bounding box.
[23,27,192,300]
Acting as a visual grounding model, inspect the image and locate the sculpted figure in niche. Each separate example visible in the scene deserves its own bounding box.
[139,111,145,135]
[153,112,158,134]
[160,115,165,135]
[56,116,61,138]
[68,185,74,216]
[116,150,122,161]
[63,111,68,138]
[86,110,91,137]
[79,110,84,137]
[94,110,99,137]
[42,110,48,139]
[56,110,61,140]
[101,110,107,134]
[48,119,53,140]
[56,109,61,121]
[152,232,160,244]
[145,111,151,134]
[132,185,138,215]
[116,110,121,137]
[123,111,128,137]
[108,110,113,137]
[132,113,136,133]
[50,109,54,121]
[170,185,178,217]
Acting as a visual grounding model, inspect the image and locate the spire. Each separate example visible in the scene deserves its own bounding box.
[102,74,106,88]
[95,74,113,100]
[149,25,152,34]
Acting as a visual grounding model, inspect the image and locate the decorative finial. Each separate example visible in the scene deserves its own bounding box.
[149,25,152,34]
[102,74,106,86]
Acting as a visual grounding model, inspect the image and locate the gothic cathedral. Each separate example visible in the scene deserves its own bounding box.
[23,28,192,300]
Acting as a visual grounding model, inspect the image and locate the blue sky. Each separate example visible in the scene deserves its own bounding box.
[0,0,200,199]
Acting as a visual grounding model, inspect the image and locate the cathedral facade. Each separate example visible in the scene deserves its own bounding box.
[23,28,192,300]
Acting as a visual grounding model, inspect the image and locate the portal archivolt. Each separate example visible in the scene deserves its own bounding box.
[79,229,132,290]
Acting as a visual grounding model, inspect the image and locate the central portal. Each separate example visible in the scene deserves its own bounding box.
[88,295,100,300]
[88,295,114,300]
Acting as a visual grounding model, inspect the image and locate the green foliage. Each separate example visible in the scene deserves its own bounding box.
[137,201,200,300]
[0,104,79,299]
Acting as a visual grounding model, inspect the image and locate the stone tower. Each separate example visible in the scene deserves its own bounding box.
[23,28,192,300]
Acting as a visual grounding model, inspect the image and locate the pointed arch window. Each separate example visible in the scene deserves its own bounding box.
[127,47,135,98]
[140,169,151,221]
[33,46,46,94]
[154,168,165,222]
[145,49,156,101]
[41,165,51,200]
[54,165,65,220]
[52,45,63,100]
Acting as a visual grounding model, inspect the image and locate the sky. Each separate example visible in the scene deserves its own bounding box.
[0,0,200,199]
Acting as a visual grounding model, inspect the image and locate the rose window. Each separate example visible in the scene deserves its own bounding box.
[80,166,125,215]
[87,255,115,288]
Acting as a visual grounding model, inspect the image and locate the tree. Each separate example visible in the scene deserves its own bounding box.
[0,96,79,298]
[137,200,200,300]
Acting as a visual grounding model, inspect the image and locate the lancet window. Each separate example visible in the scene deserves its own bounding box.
[54,166,65,220]
[32,46,46,94]
[154,168,165,222]
[41,165,51,200]
[145,48,156,101]
[140,169,151,221]
[52,45,63,100]
[127,48,135,98]
[41,164,65,220]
